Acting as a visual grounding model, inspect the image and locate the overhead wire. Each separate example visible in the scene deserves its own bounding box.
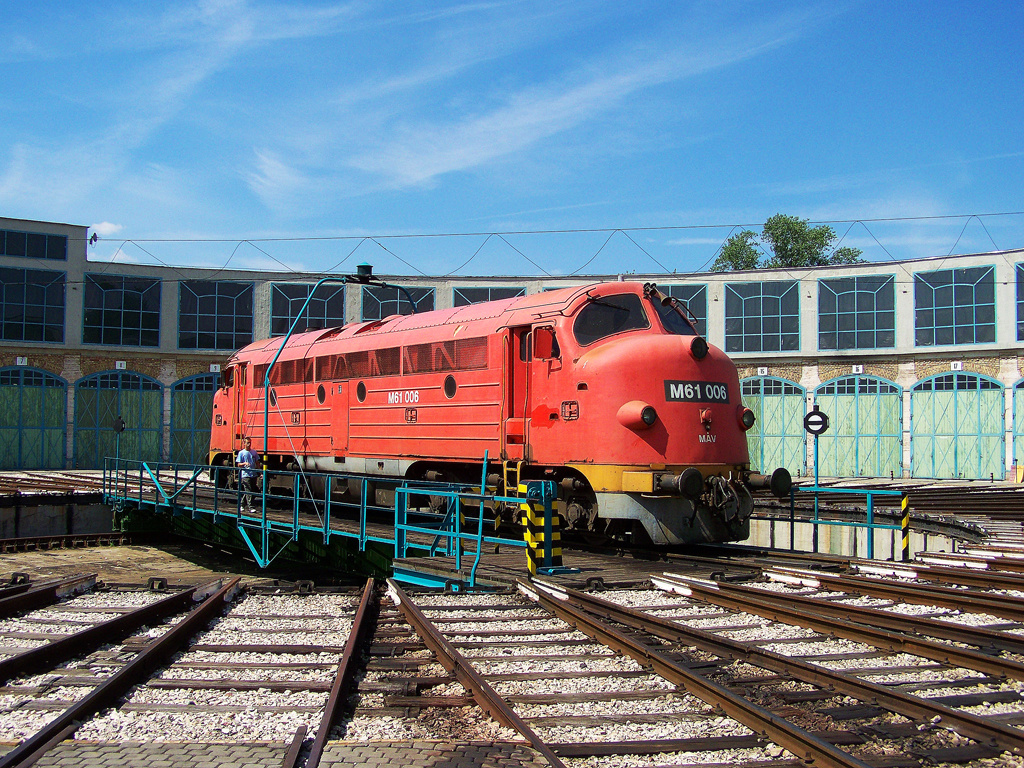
[81,209,1024,244]
[4,209,1016,295]
[569,230,618,276]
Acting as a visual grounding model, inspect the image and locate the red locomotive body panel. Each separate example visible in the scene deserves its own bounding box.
[209,281,787,545]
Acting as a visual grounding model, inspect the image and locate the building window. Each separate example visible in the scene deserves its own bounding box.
[1,229,67,261]
[453,287,525,306]
[361,286,434,320]
[0,267,65,343]
[725,281,799,353]
[914,266,995,346]
[818,275,895,350]
[1017,263,1024,342]
[662,284,707,337]
[83,274,161,347]
[178,281,253,350]
[270,283,346,337]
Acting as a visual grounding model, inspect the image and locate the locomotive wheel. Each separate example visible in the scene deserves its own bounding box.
[212,462,236,491]
[563,499,598,531]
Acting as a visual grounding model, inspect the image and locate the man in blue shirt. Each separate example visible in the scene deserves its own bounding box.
[236,436,260,512]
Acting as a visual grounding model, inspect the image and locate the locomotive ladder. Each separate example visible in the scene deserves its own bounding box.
[502,460,524,500]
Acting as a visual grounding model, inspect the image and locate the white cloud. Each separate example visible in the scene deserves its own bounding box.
[246,149,316,212]
[91,222,123,236]
[342,12,813,188]
[0,0,359,222]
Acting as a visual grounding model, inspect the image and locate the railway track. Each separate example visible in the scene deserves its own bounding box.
[5,547,1024,767]
[0,472,104,501]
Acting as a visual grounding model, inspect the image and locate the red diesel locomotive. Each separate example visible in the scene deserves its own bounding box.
[209,281,790,546]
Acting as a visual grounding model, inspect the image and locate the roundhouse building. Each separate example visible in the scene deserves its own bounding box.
[1,215,1022,481]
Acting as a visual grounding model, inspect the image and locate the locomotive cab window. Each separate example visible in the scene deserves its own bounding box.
[651,297,698,337]
[573,293,650,346]
[519,329,560,361]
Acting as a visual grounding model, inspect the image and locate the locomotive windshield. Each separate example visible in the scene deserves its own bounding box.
[651,297,698,336]
[573,293,650,346]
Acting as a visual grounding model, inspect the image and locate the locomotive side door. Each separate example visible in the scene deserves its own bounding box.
[330,381,350,457]
[233,363,247,443]
[504,327,531,461]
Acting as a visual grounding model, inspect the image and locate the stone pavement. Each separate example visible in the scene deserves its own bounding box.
[3,742,290,767]
[0,741,552,767]
[319,741,551,767]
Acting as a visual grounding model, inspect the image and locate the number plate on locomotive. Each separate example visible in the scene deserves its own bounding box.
[664,380,730,403]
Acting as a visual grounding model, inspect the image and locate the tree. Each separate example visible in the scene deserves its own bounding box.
[710,214,863,272]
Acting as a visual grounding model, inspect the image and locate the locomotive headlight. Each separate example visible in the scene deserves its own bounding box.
[617,400,658,430]
[738,406,756,431]
[689,336,709,360]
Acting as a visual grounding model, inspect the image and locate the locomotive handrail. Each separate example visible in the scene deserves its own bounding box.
[258,270,420,526]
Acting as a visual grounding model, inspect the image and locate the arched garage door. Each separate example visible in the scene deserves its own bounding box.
[814,375,902,478]
[1015,379,1024,479]
[741,377,806,477]
[911,373,1004,479]
[0,367,67,469]
[74,371,163,468]
[171,373,217,465]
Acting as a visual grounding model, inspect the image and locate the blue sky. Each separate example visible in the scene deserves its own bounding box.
[1,1,1022,277]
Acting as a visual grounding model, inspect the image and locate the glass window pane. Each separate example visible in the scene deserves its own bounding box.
[179,281,253,349]
[915,266,993,347]
[725,281,798,353]
[82,274,160,347]
[0,267,65,343]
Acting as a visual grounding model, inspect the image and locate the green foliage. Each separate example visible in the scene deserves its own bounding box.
[710,214,864,272]
[710,230,760,272]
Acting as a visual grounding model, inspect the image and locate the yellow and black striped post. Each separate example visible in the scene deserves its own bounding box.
[901,494,910,562]
[519,481,563,575]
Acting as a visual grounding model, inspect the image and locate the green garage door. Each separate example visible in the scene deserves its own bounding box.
[741,377,806,477]
[171,373,217,465]
[0,367,67,469]
[814,376,902,478]
[911,373,1004,479]
[1015,380,1024,479]
[74,371,163,468]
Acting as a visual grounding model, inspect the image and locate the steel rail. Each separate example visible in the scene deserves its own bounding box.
[518,580,874,768]
[917,551,1024,574]
[305,578,379,768]
[0,573,97,619]
[740,572,1024,656]
[767,566,1024,622]
[0,574,57,597]
[281,725,308,768]
[384,579,566,768]
[655,572,1024,680]
[741,549,1024,592]
[528,577,1024,756]
[782,548,1024,593]
[0,532,130,552]
[0,583,214,685]
[0,577,241,768]
[854,560,1024,591]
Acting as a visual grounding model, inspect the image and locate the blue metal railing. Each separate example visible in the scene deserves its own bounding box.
[782,484,909,560]
[102,457,529,583]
